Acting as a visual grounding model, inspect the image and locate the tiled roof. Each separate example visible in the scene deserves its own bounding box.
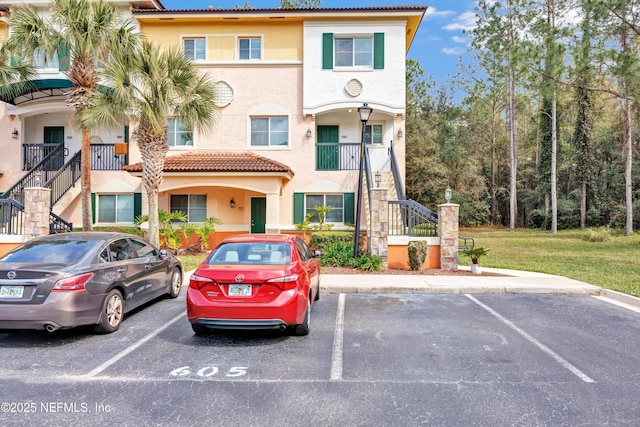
[132,6,427,14]
[122,151,294,176]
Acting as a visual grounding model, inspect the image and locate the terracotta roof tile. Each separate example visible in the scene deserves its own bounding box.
[122,151,294,175]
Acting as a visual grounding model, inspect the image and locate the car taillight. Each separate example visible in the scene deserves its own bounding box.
[189,274,215,290]
[267,274,299,291]
[52,272,94,292]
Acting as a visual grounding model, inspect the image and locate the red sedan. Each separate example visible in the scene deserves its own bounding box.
[187,234,321,336]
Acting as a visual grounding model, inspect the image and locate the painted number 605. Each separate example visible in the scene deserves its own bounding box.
[170,366,248,378]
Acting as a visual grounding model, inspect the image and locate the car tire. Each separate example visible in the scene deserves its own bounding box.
[314,285,320,301]
[192,323,209,335]
[292,298,310,336]
[94,289,124,334]
[168,268,182,298]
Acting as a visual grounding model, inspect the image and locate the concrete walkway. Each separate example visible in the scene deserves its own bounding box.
[320,267,640,309]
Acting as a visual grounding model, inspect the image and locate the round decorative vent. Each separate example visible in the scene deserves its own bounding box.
[345,79,363,97]
[213,81,234,107]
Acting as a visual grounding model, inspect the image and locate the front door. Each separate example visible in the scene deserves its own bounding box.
[250,197,266,233]
[43,126,65,170]
[316,125,339,171]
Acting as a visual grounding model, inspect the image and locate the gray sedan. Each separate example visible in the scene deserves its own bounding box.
[0,232,183,334]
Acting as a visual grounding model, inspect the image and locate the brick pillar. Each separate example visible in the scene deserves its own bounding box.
[438,203,459,271]
[369,187,388,269]
[24,186,51,240]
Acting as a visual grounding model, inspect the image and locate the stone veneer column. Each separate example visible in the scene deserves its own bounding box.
[369,187,388,269]
[438,202,459,271]
[24,186,51,240]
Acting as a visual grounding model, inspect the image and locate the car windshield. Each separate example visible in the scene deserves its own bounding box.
[208,242,291,265]
[0,240,96,264]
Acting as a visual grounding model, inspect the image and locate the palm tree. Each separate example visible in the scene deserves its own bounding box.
[6,0,138,231]
[86,40,218,247]
[0,44,36,99]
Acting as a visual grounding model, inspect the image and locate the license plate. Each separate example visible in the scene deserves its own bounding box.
[0,285,24,298]
[228,284,252,296]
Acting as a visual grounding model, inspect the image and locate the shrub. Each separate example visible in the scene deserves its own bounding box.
[320,241,354,267]
[352,253,382,271]
[583,227,613,243]
[411,223,437,237]
[310,231,355,251]
[407,240,429,271]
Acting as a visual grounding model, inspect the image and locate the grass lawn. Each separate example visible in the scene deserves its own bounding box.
[461,227,640,296]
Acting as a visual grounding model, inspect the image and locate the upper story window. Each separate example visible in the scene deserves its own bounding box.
[167,118,193,147]
[33,48,60,70]
[335,37,372,68]
[364,124,383,145]
[323,33,384,70]
[184,38,206,61]
[239,37,261,60]
[251,117,288,147]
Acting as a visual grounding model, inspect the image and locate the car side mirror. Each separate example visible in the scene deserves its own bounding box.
[314,250,323,258]
[159,249,168,258]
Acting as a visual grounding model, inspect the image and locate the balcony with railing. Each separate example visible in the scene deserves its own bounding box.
[316,142,360,171]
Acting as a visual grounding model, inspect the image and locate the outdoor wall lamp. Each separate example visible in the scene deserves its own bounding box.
[34,171,42,187]
[445,187,452,203]
[375,170,381,188]
[11,129,18,139]
[306,128,312,139]
[397,128,403,138]
[230,198,236,208]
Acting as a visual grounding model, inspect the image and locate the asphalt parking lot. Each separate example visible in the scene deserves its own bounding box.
[2,285,640,426]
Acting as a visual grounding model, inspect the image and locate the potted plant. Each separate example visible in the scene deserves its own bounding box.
[461,247,490,274]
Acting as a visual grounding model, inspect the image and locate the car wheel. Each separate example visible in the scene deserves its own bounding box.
[292,298,310,336]
[314,285,320,301]
[192,323,209,335]
[168,268,182,298]
[94,289,124,334]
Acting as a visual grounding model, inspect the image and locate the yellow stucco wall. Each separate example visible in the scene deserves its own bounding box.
[140,21,303,61]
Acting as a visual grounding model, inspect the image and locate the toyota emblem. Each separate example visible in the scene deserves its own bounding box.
[234,274,244,283]
[7,271,16,280]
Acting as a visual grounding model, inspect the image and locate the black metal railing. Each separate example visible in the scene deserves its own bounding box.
[49,211,72,233]
[0,199,25,235]
[46,151,81,207]
[90,143,127,170]
[22,143,63,171]
[389,200,438,237]
[389,140,406,200]
[316,142,360,171]
[2,144,66,204]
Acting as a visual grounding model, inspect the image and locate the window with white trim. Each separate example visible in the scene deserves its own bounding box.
[335,37,373,68]
[167,118,193,147]
[239,37,261,60]
[251,117,288,147]
[306,194,344,223]
[184,38,206,60]
[98,194,134,223]
[364,124,383,145]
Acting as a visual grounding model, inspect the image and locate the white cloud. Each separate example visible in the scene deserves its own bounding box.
[452,36,468,44]
[442,46,466,55]
[442,10,478,32]
[424,7,457,20]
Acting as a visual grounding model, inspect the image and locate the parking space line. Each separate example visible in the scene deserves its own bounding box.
[466,294,595,384]
[80,312,186,379]
[330,293,346,381]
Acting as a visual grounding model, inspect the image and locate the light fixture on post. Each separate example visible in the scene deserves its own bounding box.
[397,128,403,139]
[230,198,236,208]
[306,128,312,139]
[375,170,381,188]
[34,171,42,187]
[354,103,373,258]
[445,187,452,203]
[11,129,18,139]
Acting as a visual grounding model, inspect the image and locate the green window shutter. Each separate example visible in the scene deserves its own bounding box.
[322,33,333,70]
[293,192,305,224]
[133,192,142,219]
[343,192,354,224]
[124,125,129,143]
[91,192,96,224]
[373,33,384,69]
[58,44,70,71]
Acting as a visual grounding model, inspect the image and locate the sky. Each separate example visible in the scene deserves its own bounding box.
[159,0,479,93]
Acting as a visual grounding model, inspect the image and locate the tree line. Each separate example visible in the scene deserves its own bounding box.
[406,0,640,235]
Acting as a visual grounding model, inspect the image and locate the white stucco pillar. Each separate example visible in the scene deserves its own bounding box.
[264,192,281,234]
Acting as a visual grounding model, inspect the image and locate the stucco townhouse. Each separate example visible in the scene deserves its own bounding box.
[0,0,433,265]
